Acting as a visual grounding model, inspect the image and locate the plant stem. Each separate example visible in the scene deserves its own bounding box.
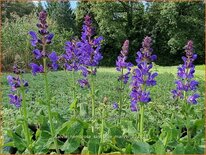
[20,82,33,153]
[139,104,144,141]
[43,58,59,154]
[90,68,95,133]
[72,70,77,117]
[136,110,139,135]
[98,106,105,154]
[108,143,123,153]
[119,68,123,123]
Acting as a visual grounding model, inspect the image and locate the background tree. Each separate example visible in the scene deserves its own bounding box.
[46,0,76,34]
[2,1,35,22]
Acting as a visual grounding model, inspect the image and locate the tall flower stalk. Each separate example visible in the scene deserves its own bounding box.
[115,40,133,123]
[7,65,33,153]
[29,10,59,153]
[78,15,103,132]
[171,40,199,143]
[130,36,157,141]
[61,40,82,116]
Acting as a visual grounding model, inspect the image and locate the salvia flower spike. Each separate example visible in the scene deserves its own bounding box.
[29,10,58,75]
[172,40,199,104]
[130,36,157,111]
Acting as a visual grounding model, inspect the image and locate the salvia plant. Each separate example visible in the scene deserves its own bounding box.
[7,64,32,153]
[77,14,103,132]
[171,40,200,143]
[28,10,59,153]
[115,40,133,122]
[61,38,82,116]
[130,36,158,141]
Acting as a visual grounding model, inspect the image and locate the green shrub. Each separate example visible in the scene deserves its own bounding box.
[2,12,73,71]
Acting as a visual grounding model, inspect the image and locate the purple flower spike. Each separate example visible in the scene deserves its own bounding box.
[8,94,22,108]
[29,63,44,76]
[29,31,38,47]
[29,10,59,73]
[116,40,133,84]
[130,36,157,111]
[172,40,199,104]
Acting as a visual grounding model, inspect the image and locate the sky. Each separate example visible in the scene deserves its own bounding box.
[33,1,146,10]
[33,1,78,10]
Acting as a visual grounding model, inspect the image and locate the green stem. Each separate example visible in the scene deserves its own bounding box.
[20,83,33,153]
[43,58,59,154]
[139,104,144,141]
[90,68,95,133]
[183,66,190,144]
[136,110,139,135]
[72,70,77,117]
[98,106,105,154]
[108,143,123,153]
[119,68,123,123]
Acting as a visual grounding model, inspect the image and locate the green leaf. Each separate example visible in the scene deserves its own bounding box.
[60,121,83,153]
[173,143,185,154]
[61,138,80,153]
[12,132,26,152]
[55,119,76,135]
[185,145,197,154]
[125,144,132,153]
[3,141,14,147]
[88,137,100,154]
[81,147,89,154]
[132,141,150,154]
[34,130,51,153]
[153,141,165,154]
[109,126,127,147]
[70,98,78,110]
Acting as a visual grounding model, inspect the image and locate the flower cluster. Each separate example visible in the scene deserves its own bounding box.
[130,36,158,111]
[77,15,103,87]
[62,39,81,71]
[116,40,133,84]
[7,66,28,108]
[29,10,58,75]
[172,40,199,104]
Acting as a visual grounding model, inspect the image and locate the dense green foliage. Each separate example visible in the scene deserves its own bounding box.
[2,12,73,71]
[75,1,204,66]
[46,1,76,33]
[2,1,35,22]
[2,1,204,69]
[2,66,205,154]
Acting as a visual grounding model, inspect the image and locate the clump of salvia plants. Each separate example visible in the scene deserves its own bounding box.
[5,9,203,154]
